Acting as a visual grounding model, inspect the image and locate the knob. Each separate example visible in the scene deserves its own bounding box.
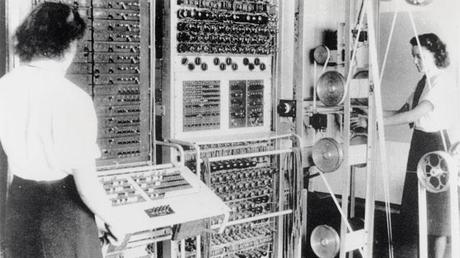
[260,63,266,71]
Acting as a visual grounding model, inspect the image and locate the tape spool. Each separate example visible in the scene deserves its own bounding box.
[312,137,344,173]
[316,71,345,106]
[417,151,455,193]
[313,45,331,65]
[406,0,434,6]
[310,224,340,258]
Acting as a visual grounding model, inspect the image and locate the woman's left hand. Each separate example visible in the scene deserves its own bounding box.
[351,115,368,129]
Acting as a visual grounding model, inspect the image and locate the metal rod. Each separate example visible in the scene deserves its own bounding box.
[418,183,428,258]
[154,140,185,167]
[210,210,293,229]
[180,239,186,258]
[205,149,293,162]
[367,1,394,256]
[449,167,460,258]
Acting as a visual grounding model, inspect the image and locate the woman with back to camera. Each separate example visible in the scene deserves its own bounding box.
[353,33,457,258]
[0,3,127,257]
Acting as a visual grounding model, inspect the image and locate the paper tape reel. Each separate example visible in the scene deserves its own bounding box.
[417,151,455,193]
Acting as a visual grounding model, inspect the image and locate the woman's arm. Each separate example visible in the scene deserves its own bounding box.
[384,100,433,126]
[72,162,128,244]
[351,102,412,128]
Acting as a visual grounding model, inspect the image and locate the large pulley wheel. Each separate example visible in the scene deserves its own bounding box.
[310,224,340,258]
[417,151,455,193]
[312,137,344,173]
[316,71,346,106]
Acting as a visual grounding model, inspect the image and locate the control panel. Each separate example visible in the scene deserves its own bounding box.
[98,164,230,257]
[164,0,277,139]
[183,80,221,131]
[35,0,151,166]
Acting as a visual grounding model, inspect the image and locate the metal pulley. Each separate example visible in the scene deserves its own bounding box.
[316,71,346,106]
[310,224,340,258]
[313,45,331,65]
[417,151,455,193]
[312,137,344,173]
[406,0,434,6]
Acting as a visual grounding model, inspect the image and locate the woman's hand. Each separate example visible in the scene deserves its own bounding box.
[104,221,129,246]
[351,115,368,129]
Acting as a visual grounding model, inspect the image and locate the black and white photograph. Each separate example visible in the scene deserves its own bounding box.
[0,0,459,257]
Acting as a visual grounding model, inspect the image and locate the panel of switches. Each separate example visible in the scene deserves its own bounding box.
[99,176,146,206]
[144,205,175,218]
[229,80,264,128]
[183,80,221,131]
[35,0,151,166]
[99,167,193,206]
[131,169,193,200]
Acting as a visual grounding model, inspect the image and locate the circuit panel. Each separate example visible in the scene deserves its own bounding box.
[183,139,278,258]
[167,0,277,138]
[34,0,151,166]
[183,80,221,131]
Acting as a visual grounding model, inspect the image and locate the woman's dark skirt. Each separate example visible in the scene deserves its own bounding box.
[5,175,102,258]
[399,129,452,244]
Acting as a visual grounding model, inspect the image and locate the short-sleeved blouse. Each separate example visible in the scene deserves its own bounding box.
[0,61,100,181]
[408,72,458,132]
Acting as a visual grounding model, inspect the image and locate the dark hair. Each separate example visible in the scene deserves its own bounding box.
[410,33,450,68]
[14,2,86,62]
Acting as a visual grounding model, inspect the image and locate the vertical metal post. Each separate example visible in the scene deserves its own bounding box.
[449,169,460,258]
[418,185,428,258]
[339,1,352,257]
[364,88,376,258]
[150,0,156,164]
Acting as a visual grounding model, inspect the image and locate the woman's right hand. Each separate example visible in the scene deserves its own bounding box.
[104,219,129,246]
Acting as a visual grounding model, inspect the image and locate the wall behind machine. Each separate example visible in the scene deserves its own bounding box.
[379,0,460,142]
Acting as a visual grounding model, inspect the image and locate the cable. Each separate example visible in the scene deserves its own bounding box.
[375,4,399,256]
[341,0,369,105]
[315,167,365,257]
[379,10,398,86]
[365,2,395,257]
[355,0,365,27]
